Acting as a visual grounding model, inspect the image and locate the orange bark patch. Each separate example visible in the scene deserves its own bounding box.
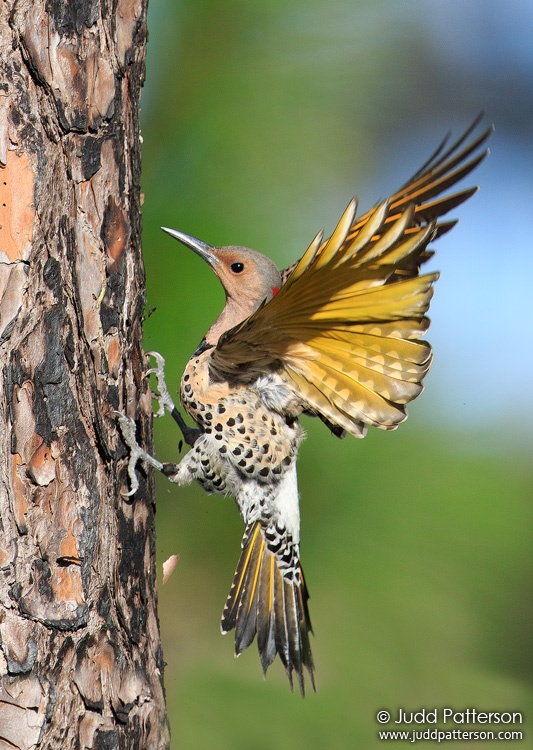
[58,528,81,566]
[106,335,121,377]
[0,151,35,261]
[103,197,127,263]
[95,641,116,672]
[0,547,10,567]
[27,441,57,486]
[53,566,84,606]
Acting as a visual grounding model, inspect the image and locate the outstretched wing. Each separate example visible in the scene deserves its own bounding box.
[280,114,493,285]
[210,118,491,439]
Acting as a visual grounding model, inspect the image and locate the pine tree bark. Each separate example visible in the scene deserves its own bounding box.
[0,1,169,747]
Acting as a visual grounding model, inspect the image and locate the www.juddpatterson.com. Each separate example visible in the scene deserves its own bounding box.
[376,709,524,743]
[376,708,523,726]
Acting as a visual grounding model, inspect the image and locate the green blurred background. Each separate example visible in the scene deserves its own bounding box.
[139,1,532,747]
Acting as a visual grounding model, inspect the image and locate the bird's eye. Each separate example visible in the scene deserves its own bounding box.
[230,262,245,273]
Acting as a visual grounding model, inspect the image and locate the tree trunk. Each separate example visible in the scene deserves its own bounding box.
[0,1,169,747]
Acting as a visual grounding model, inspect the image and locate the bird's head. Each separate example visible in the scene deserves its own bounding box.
[162,227,282,342]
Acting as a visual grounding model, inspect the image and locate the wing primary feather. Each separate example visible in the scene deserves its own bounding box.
[413,187,479,223]
[392,150,486,213]
[379,223,436,269]
[343,200,389,259]
[396,113,490,195]
[357,205,416,264]
[406,128,452,182]
[316,198,357,266]
[407,113,490,182]
[288,229,324,283]
[432,219,457,238]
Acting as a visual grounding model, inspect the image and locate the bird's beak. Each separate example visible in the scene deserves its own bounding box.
[161,227,219,267]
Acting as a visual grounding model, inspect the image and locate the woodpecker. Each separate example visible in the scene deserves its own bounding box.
[119,116,492,695]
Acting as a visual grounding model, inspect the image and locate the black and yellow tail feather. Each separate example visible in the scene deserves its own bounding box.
[221,521,315,696]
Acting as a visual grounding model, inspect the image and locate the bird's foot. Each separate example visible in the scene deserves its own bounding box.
[145,351,177,417]
[146,350,201,448]
[115,412,165,496]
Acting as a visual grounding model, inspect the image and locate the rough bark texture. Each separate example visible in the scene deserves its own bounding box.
[0,1,169,747]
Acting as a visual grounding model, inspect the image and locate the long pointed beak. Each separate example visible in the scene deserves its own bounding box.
[161,227,219,267]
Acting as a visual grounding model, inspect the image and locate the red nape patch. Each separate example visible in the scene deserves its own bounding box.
[272,287,279,296]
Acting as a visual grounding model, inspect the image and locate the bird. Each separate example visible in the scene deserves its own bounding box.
[119,115,492,695]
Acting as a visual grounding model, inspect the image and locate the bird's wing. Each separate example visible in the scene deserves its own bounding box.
[210,118,491,439]
[280,114,493,285]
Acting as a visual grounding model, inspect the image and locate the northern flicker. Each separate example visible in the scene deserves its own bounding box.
[119,116,492,695]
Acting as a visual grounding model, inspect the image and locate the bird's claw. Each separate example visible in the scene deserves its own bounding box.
[145,351,199,445]
[114,411,164,496]
[145,351,178,418]
[115,353,197,493]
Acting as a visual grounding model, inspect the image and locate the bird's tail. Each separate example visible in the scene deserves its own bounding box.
[221,520,315,695]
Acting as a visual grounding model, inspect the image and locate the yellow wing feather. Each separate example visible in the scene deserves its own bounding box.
[211,118,491,437]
